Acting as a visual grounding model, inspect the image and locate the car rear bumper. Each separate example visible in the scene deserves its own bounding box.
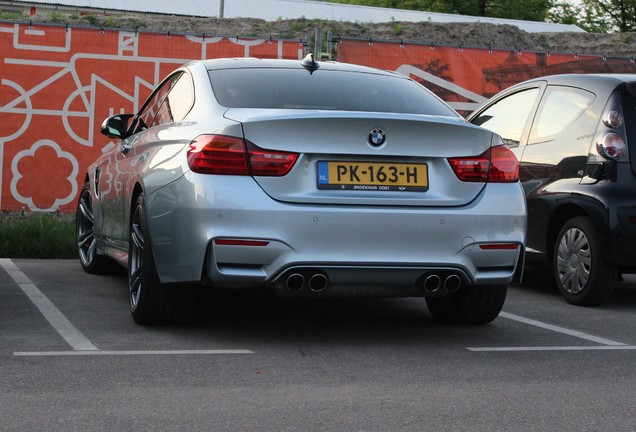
[145,173,527,291]
[607,205,636,270]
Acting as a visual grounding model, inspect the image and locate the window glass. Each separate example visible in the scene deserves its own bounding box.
[153,73,194,126]
[471,88,540,148]
[528,86,594,144]
[136,79,172,132]
[133,72,188,133]
[208,68,459,116]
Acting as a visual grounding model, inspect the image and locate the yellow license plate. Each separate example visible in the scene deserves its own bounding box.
[317,161,428,191]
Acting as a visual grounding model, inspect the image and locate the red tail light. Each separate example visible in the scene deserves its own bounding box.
[448,145,519,183]
[187,134,298,176]
[247,143,299,176]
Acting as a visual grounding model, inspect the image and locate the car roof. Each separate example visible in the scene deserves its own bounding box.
[490,73,636,99]
[196,57,400,77]
[539,73,636,85]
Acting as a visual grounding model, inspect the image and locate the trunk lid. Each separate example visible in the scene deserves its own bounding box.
[225,109,494,207]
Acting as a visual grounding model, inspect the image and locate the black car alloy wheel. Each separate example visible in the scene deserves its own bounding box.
[129,198,145,313]
[76,182,108,273]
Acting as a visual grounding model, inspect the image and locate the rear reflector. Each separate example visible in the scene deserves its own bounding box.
[448,145,519,183]
[215,239,270,247]
[479,243,520,250]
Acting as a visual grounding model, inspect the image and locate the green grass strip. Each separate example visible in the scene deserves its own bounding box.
[0,212,77,259]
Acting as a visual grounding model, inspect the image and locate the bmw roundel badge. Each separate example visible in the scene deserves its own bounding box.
[368,128,386,146]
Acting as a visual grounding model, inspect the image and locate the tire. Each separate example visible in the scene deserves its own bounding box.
[76,182,110,273]
[425,284,507,325]
[128,193,196,325]
[553,216,616,306]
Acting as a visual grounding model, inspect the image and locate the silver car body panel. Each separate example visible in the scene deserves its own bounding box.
[145,171,526,285]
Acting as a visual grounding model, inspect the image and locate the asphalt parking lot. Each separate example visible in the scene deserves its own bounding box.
[2,258,636,431]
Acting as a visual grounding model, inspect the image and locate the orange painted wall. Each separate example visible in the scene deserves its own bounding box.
[2,23,636,213]
[337,39,636,115]
[0,23,302,212]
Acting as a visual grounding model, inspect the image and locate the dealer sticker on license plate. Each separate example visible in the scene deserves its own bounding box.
[317,161,429,191]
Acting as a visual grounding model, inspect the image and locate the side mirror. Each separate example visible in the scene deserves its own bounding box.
[101,114,134,139]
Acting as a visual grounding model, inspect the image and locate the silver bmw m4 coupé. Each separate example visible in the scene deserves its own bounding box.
[77,56,526,325]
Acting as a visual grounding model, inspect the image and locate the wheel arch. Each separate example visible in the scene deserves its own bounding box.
[546,197,610,259]
[126,182,145,240]
[546,204,586,257]
[130,182,144,211]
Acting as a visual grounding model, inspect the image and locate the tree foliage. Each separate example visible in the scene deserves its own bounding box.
[580,0,636,32]
[328,0,636,32]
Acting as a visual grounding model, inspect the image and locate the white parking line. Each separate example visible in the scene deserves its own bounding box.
[500,312,627,346]
[466,311,630,352]
[0,258,99,351]
[468,345,636,352]
[14,350,254,356]
[3,259,253,357]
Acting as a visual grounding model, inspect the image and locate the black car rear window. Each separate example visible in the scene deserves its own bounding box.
[208,68,458,116]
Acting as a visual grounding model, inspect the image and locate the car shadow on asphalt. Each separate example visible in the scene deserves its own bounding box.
[185,284,516,348]
[520,266,636,311]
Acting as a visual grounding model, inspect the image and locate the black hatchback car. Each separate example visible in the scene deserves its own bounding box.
[468,74,636,306]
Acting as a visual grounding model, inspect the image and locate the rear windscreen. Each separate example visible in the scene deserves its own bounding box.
[208,68,458,116]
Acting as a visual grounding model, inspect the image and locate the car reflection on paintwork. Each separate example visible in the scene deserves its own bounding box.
[468,73,636,306]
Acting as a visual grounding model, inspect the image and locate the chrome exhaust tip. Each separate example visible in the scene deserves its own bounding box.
[286,273,305,290]
[423,274,442,294]
[444,274,462,293]
[308,273,328,292]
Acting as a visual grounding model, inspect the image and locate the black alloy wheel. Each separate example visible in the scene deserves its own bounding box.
[76,182,108,273]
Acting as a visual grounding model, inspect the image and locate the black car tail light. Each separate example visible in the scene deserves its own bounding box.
[594,93,629,162]
[597,132,627,160]
[603,109,623,128]
[448,145,519,183]
[187,134,298,176]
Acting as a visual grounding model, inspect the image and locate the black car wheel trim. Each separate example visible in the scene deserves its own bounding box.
[555,227,591,295]
[553,216,617,306]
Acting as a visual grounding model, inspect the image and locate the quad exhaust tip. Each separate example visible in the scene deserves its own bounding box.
[284,271,329,292]
[422,273,463,294]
